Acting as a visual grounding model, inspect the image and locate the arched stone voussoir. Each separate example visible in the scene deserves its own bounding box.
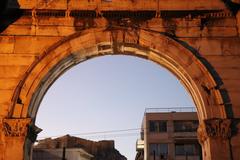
[138,31,224,118]
[9,28,226,122]
[19,46,74,101]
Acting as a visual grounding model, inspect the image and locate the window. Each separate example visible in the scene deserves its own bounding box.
[150,143,168,159]
[149,121,167,132]
[174,120,198,132]
[175,143,201,156]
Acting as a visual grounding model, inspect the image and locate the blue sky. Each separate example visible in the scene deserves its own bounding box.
[36,55,194,159]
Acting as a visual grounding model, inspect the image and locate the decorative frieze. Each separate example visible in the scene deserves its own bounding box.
[197,118,231,144]
[18,9,234,19]
[2,118,31,137]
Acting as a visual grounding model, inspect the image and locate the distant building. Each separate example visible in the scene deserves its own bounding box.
[136,107,202,160]
[33,148,93,160]
[33,135,127,160]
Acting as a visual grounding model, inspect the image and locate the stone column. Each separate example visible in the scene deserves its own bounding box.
[0,118,31,160]
[197,118,232,160]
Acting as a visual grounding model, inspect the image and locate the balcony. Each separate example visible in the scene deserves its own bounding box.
[136,139,144,151]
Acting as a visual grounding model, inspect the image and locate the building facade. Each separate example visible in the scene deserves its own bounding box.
[33,135,127,160]
[33,148,94,160]
[136,108,202,160]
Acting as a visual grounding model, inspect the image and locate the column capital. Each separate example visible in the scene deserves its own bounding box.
[197,118,232,144]
[2,118,31,137]
[231,0,240,4]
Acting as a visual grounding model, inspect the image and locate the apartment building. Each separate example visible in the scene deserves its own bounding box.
[136,108,202,160]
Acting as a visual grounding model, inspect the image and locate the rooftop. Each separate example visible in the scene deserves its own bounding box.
[145,107,196,113]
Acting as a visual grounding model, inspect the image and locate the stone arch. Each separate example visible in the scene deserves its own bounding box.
[8,28,231,159]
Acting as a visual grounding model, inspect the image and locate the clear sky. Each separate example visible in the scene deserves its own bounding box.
[36,55,194,160]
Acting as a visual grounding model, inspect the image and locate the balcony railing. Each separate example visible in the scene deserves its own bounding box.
[145,107,196,113]
[136,139,144,151]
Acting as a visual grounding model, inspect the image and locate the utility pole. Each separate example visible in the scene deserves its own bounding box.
[62,147,66,160]
[153,151,156,160]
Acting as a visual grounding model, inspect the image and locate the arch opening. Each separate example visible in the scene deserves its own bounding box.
[35,55,197,160]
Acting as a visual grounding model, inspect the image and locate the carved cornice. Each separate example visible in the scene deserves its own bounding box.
[2,118,31,137]
[11,9,233,19]
[197,118,231,144]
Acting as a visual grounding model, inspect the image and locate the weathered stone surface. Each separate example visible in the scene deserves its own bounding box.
[223,79,240,92]
[228,91,240,106]
[205,56,240,68]
[0,79,20,98]
[13,36,61,54]
[0,55,36,65]
[0,1,239,160]
[0,36,15,54]
[183,37,240,56]
[0,66,28,78]
[0,90,14,104]
[216,68,240,80]
[0,103,9,117]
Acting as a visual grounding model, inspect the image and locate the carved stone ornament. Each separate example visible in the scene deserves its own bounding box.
[197,118,231,144]
[2,118,31,137]
[197,123,208,144]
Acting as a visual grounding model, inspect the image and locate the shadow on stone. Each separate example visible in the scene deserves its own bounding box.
[0,0,22,33]
[163,33,235,120]
[221,0,240,15]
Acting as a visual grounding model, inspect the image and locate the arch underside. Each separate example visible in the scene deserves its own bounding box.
[11,28,227,122]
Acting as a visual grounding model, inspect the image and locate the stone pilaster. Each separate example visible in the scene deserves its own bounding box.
[0,118,31,160]
[237,11,240,36]
[0,118,5,160]
[197,118,232,160]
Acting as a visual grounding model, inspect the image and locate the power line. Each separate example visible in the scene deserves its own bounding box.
[37,127,143,140]
[79,132,140,139]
